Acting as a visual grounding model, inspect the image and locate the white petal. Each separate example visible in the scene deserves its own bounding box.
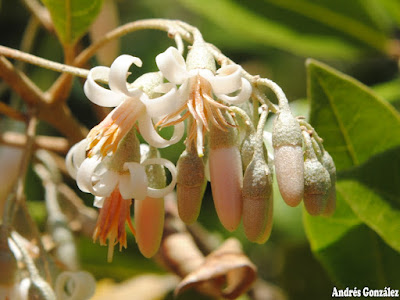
[121,162,148,200]
[93,196,105,208]
[84,66,126,107]
[76,157,117,197]
[156,47,189,84]
[216,78,252,104]
[66,139,88,179]
[138,114,184,148]
[143,158,177,198]
[209,65,242,94]
[139,144,151,162]
[139,84,180,118]
[153,82,176,94]
[93,171,119,197]
[109,54,143,97]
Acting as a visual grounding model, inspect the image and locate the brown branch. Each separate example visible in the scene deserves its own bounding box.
[0,102,27,122]
[0,56,46,106]
[0,131,69,154]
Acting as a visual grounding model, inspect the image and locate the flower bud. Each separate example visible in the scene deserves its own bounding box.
[320,151,336,216]
[209,117,243,232]
[272,110,304,207]
[108,128,140,172]
[176,146,206,224]
[242,150,273,243]
[303,133,331,216]
[135,146,165,258]
[186,39,216,73]
[132,71,164,97]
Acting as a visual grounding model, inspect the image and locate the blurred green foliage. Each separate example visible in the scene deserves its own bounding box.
[1,0,399,299]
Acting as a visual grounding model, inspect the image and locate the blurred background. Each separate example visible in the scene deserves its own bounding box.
[1,0,399,299]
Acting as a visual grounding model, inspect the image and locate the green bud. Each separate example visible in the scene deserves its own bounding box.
[303,133,331,216]
[320,150,336,216]
[176,146,206,224]
[132,71,164,97]
[107,128,140,172]
[242,150,273,243]
[186,39,216,73]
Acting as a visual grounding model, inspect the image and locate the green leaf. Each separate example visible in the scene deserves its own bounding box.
[177,0,363,59]
[41,0,103,46]
[304,59,400,286]
[307,59,400,171]
[177,0,391,58]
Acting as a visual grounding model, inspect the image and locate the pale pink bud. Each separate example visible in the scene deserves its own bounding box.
[134,196,164,258]
[176,148,206,224]
[209,146,243,231]
[272,110,304,207]
[242,152,273,243]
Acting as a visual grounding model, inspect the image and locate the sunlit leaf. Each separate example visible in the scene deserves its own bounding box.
[41,0,103,46]
[177,0,363,59]
[304,59,400,287]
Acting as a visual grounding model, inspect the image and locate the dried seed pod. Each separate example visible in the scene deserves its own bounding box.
[242,150,273,243]
[302,133,331,216]
[176,146,206,224]
[209,115,243,232]
[135,146,165,258]
[320,150,336,216]
[272,110,304,207]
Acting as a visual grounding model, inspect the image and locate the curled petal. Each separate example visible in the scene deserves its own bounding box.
[66,139,88,179]
[143,158,177,198]
[216,78,252,104]
[156,47,189,84]
[76,156,118,196]
[138,114,184,148]
[121,162,148,200]
[94,196,105,208]
[84,66,126,107]
[93,171,119,197]
[109,54,143,97]
[139,84,182,118]
[209,65,242,94]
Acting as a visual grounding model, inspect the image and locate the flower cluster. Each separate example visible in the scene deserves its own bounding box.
[66,35,336,259]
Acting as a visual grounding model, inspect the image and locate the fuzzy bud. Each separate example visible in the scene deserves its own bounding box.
[303,133,331,216]
[272,110,304,207]
[242,150,273,243]
[107,128,140,172]
[209,117,243,231]
[132,71,164,97]
[186,39,216,73]
[134,145,165,258]
[320,151,336,216]
[176,146,206,224]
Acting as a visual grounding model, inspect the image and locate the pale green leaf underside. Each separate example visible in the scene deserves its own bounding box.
[42,0,103,45]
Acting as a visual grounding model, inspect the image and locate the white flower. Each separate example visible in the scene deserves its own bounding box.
[141,47,252,156]
[84,54,184,157]
[66,140,177,201]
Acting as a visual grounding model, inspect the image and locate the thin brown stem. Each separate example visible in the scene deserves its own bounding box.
[0,131,69,153]
[0,46,89,79]
[0,102,27,122]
